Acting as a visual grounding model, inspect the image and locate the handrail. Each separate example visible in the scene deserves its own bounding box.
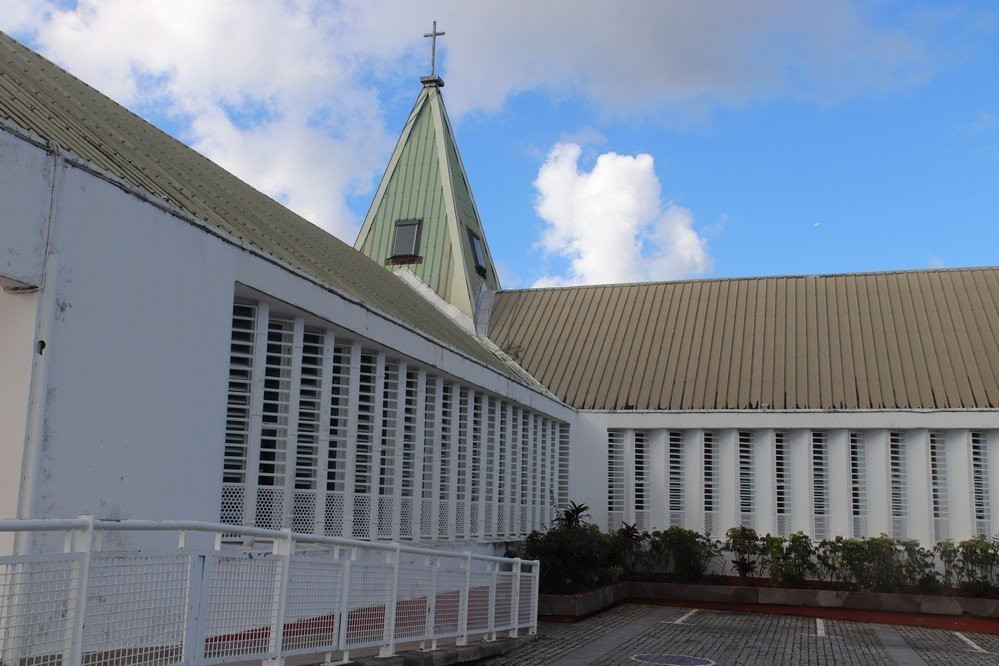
[0,516,540,665]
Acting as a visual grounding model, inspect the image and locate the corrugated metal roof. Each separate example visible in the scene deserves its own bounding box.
[0,31,523,382]
[487,268,999,411]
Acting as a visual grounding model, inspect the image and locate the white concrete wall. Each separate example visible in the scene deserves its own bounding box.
[0,125,569,555]
[0,290,38,552]
[573,410,999,545]
[0,129,48,287]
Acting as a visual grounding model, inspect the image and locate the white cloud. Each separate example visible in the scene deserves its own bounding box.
[532,142,710,287]
[2,0,930,241]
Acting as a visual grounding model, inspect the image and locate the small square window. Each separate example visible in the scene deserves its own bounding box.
[468,231,487,277]
[391,219,422,258]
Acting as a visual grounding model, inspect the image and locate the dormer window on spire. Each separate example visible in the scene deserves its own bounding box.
[468,230,487,277]
[390,218,422,262]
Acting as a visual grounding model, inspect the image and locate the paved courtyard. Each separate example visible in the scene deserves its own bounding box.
[480,603,999,665]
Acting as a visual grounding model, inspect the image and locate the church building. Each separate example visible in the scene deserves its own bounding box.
[1,29,997,559]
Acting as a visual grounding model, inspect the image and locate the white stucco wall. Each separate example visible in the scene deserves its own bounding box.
[0,124,571,556]
[572,409,999,545]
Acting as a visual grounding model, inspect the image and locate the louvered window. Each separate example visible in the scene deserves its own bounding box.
[775,431,790,536]
[497,401,509,536]
[738,431,754,528]
[520,411,531,532]
[972,432,991,537]
[256,317,293,530]
[667,431,685,526]
[438,382,453,538]
[929,431,947,542]
[470,392,484,537]
[455,387,469,538]
[378,360,399,535]
[325,340,351,536]
[849,432,867,538]
[220,296,559,544]
[291,328,324,533]
[607,430,625,531]
[353,351,377,538]
[222,302,256,526]
[484,397,497,537]
[703,431,718,536]
[812,431,829,540]
[558,424,571,511]
[889,431,907,539]
[634,432,650,531]
[399,367,418,538]
[420,374,437,539]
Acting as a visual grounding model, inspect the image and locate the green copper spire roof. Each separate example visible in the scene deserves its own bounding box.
[355,79,500,320]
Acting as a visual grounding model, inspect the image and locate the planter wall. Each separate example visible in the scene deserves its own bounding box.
[538,581,999,623]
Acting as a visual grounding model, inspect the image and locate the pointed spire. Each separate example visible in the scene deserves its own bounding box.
[355,80,500,323]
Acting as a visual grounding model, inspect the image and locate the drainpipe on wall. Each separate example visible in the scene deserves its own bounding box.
[14,140,63,555]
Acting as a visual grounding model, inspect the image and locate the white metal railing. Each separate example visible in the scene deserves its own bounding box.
[0,516,539,665]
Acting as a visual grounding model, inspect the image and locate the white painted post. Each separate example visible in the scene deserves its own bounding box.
[245,302,270,542]
[181,552,208,664]
[337,548,355,658]
[266,529,293,665]
[827,429,850,539]
[282,317,305,531]
[866,429,890,536]
[509,558,521,638]
[65,515,95,666]
[426,556,439,650]
[717,429,738,535]
[788,429,812,535]
[946,429,974,540]
[906,429,933,545]
[529,560,540,635]
[343,342,362,539]
[486,561,497,641]
[379,543,401,657]
[683,429,704,532]
[754,429,776,536]
[458,551,471,645]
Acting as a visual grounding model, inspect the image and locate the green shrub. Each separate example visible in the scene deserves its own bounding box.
[724,526,761,579]
[761,532,818,588]
[663,527,720,583]
[521,523,619,594]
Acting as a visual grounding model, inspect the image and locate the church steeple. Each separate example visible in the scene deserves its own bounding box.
[355,29,500,323]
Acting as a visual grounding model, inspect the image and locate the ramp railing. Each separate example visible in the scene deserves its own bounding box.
[0,517,539,665]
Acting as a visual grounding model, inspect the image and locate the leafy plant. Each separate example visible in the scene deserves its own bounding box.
[725,526,762,579]
[553,501,591,529]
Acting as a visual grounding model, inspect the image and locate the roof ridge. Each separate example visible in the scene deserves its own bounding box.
[498,265,999,294]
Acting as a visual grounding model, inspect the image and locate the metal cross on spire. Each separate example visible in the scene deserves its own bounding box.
[423,20,445,79]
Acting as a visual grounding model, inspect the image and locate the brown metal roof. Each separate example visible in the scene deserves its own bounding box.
[487,268,999,411]
[0,31,529,383]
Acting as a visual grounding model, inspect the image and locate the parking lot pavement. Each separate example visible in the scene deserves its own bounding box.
[478,603,999,665]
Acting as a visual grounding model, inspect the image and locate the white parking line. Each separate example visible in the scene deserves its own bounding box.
[673,608,701,625]
[815,618,826,637]
[954,631,986,653]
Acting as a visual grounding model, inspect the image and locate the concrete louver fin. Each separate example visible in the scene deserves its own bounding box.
[354,79,501,321]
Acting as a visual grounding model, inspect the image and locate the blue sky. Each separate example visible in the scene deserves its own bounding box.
[4,1,998,288]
